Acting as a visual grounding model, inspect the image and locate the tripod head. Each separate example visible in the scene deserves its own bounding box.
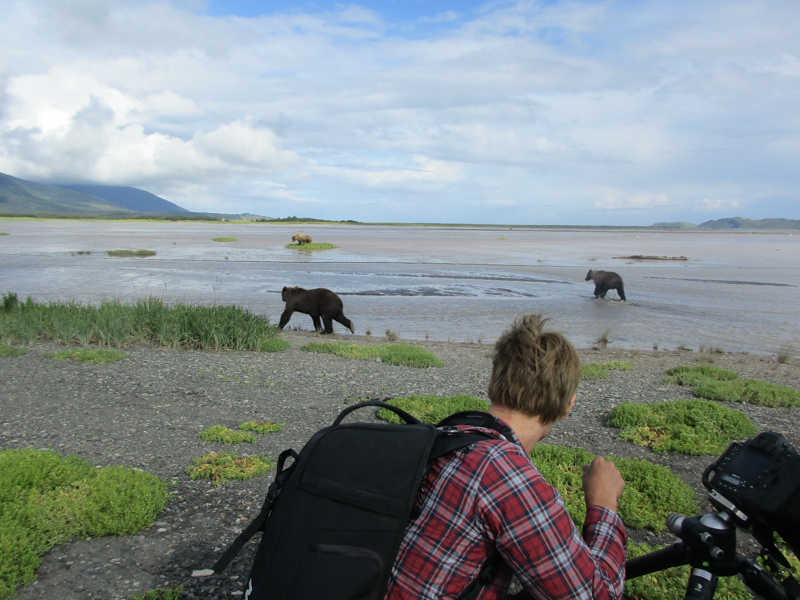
[625,432,800,600]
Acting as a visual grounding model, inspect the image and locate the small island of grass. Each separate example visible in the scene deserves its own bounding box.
[107,249,156,257]
[212,237,238,242]
[285,242,338,252]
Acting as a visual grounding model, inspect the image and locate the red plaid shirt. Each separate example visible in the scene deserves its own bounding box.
[384,421,627,600]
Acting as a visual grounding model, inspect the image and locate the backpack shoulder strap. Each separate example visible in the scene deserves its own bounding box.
[436,410,514,441]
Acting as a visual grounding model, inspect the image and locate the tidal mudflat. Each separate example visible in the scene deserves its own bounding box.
[0,220,798,354]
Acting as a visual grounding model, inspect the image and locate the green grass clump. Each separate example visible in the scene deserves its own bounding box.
[530,445,696,531]
[212,237,237,242]
[665,365,800,407]
[625,542,751,600]
[187,452,272,486]
[664,365,739,386]
[692,379,800,407]
[46,348,127,365]
[258,338,291,352]
[0,448,167,599]
[0,296,283,351]
[300,342,443,368]
[605,399,756,455]
[198,425,256,444]
[377,394,489,424]
[239,421,284,434]
[598,361,634,370]
[131,585,184,600]
[582,361,634,380]
[285,243,338,251]
[107,250,156,257]
[581,364,609,380]
[0,345,25,357]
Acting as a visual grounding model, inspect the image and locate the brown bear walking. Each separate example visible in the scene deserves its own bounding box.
[585,269,626,301]
[279,286,355,334]
[291,233,312,245]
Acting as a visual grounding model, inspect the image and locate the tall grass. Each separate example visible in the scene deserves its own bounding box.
[0,294,284,351]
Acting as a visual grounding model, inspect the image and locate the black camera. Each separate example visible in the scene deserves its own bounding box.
[703,431,800,558]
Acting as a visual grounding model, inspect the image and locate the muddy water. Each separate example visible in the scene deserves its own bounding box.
[1,221,798,354]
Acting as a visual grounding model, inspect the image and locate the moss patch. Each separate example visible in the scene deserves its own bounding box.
[582,361,634,380]
[45,348,127,365]
[0,345,25,357]
[377,394,489,424]
[605,399,756,455]
[186,452,272,486]
[625,542,751,600]
[107,250,156,257]
[665,365,800,407]
[300,341,443,368]
[198,426,256,444]
[212,237,237,242]
[239,421,284,434]
[258,338,290,352]
[0,449,167,599]
[664,365,739,386]
[285,242,338,251]
[530,445,696,532]
[131,585,184,600]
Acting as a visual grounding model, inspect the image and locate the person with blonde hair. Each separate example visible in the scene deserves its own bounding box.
[385,315,627,600]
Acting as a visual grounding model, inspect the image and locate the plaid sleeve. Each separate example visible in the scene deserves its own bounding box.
[477,446,627,600]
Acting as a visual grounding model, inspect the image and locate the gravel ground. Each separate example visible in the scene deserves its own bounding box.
[1,331,799,600]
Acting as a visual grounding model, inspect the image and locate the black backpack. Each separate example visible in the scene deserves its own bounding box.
[212,399,513,600]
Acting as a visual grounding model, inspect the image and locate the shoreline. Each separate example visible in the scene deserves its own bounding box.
[1,333,799,599]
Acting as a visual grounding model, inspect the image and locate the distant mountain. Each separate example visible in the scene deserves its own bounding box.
[650,221,698,229]
[0,172,191,216]
[697,217,800,230]
[0,172,134,215]
[54,184,189,214]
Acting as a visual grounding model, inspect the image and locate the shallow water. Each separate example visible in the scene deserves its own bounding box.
[1,221,798,354]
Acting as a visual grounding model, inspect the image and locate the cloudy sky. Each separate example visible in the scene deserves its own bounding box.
[1,0,798,225]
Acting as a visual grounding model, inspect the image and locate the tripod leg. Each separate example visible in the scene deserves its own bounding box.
[685,569,717,600]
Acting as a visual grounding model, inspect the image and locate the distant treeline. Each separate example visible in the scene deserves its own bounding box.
[254,216,361,224]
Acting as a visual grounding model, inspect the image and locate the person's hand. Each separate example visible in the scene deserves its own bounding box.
[582,456,624,513]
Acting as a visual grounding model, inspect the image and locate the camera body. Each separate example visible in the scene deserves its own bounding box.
[703,431,800,557]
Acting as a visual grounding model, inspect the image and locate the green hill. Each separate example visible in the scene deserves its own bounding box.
[0,172,135,215]
[54,184,188,214]
[697,217,800,230]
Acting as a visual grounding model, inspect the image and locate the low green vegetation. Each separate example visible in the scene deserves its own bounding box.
[300,341,443,368]
[664,365,739,386]
[693,378,800,407]
[284,242,338,251]
[0,345,25,357]
[198,425,256,444]
[0,448,167,599]
[107,250,156,257]
[46,348,127,365]
[239,421,284,434]
[605,399,756,455]
[530,445,696,532]
[581,361,634,380]
[665,365,800,407]
[377,394,489,424]
[212,237,237,242]
[0,295,284,351]
[187,452,272,486]
[625,542,750,600]
[131,585,184,600]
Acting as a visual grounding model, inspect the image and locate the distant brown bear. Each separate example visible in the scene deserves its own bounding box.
[585,269,626,301]
[292,233,312,245]
[279,286,355,334]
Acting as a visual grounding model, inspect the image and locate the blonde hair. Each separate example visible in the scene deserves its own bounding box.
[488,315,581,424]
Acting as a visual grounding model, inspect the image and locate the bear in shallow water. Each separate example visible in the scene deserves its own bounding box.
[279,286,355,334]
[585,269,626,301]
[291,233,312,245]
